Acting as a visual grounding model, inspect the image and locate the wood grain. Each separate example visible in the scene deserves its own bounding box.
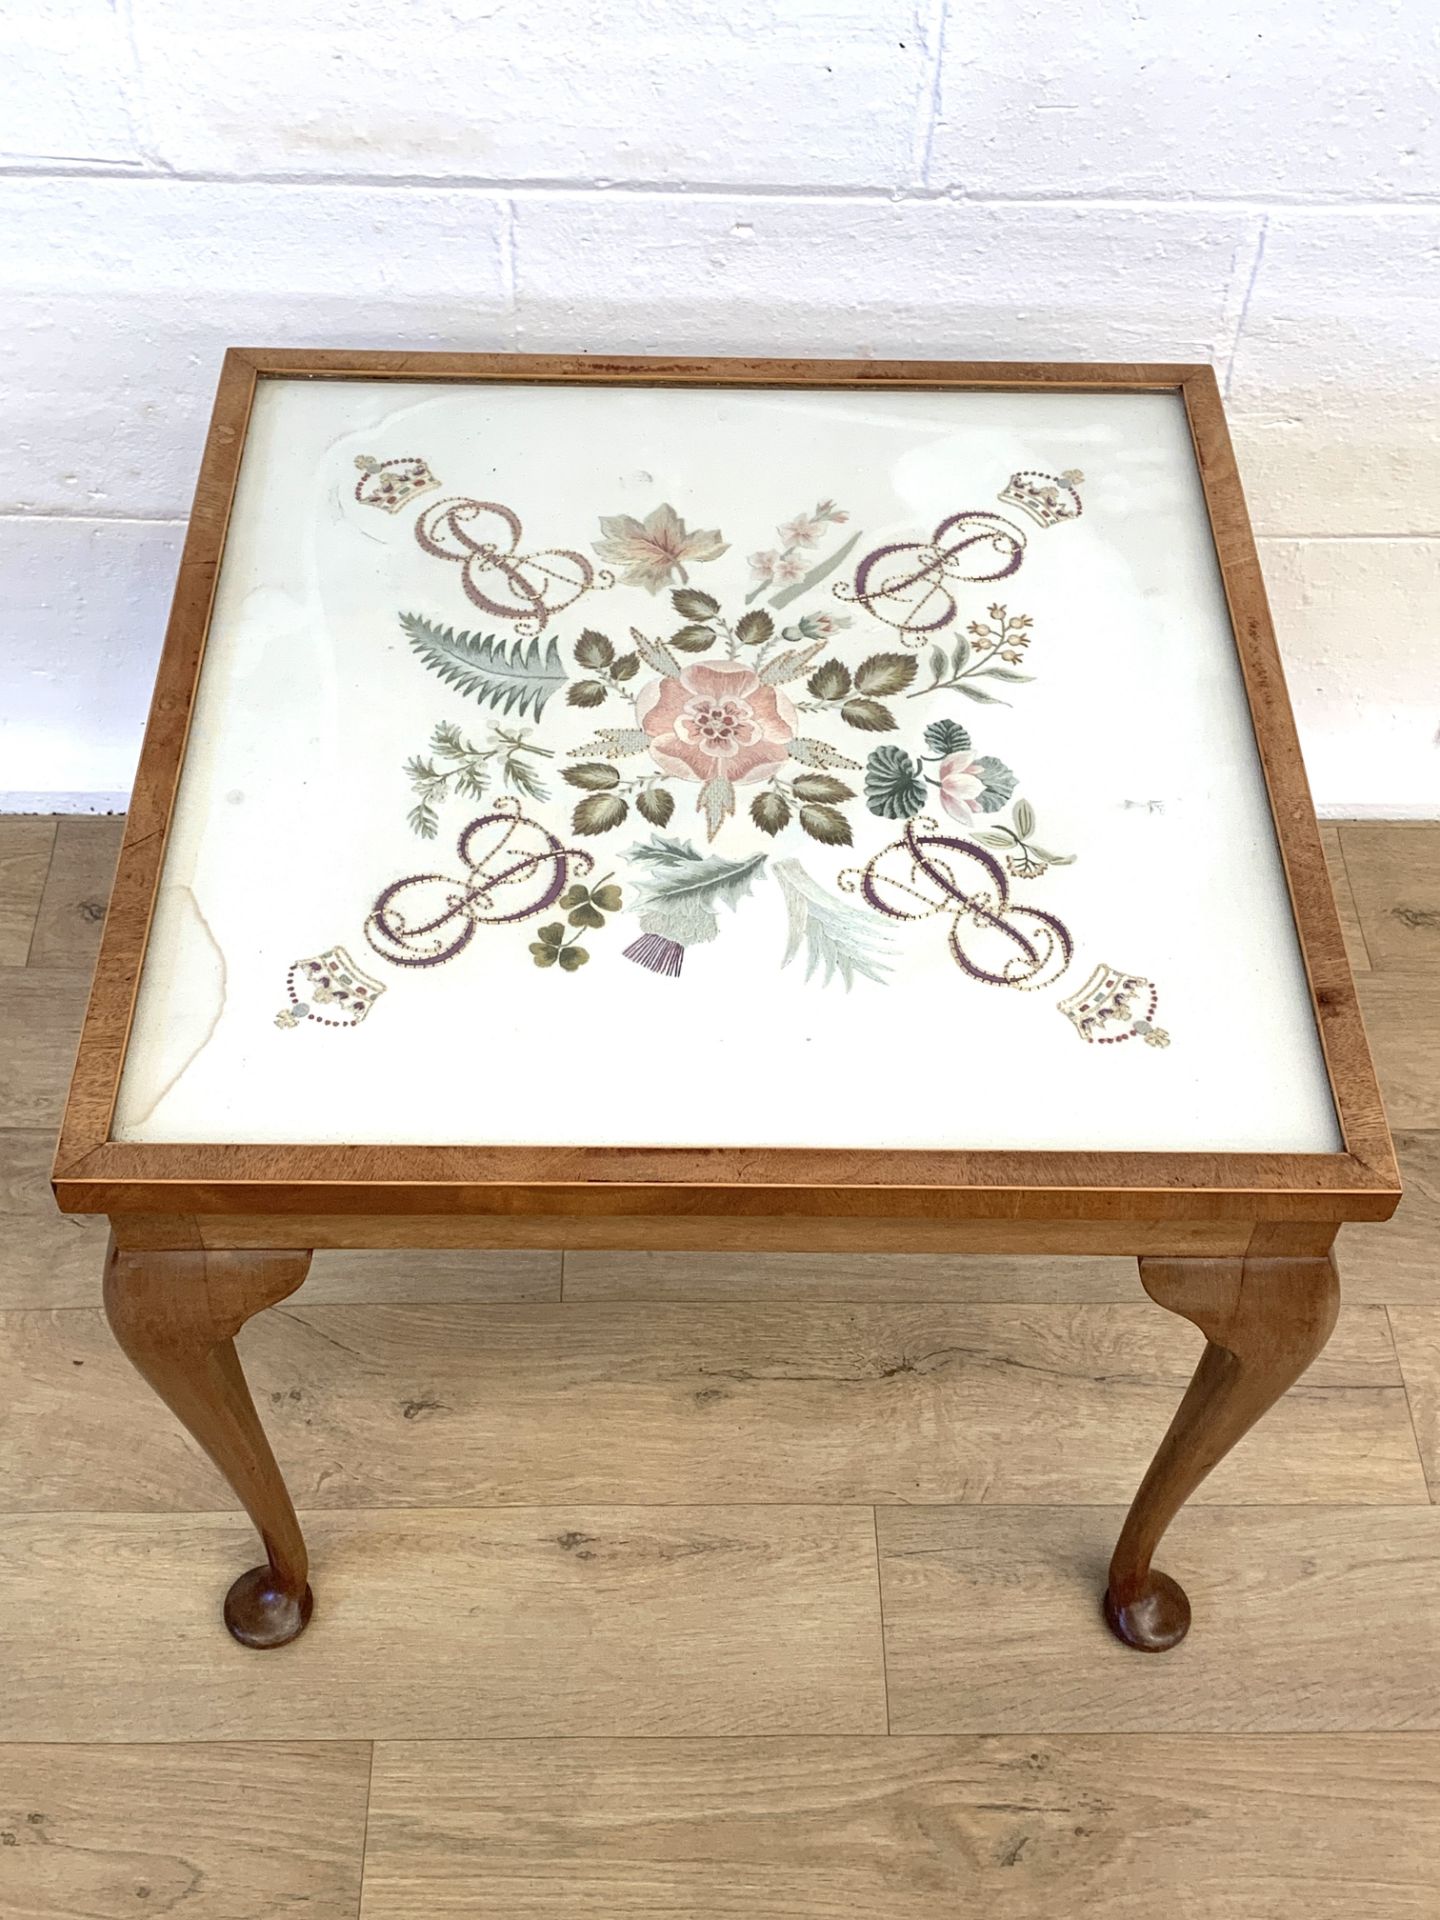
[1337,1130,1440,1303]
[1388,1306,1440,1502]
[1320,824,1371,973]
[0,1130,107,1308]
[0,818,54,967]
[1339,820,1440,971]
[25,816,124,969]
[1355,975,1440,1128]
[0,1742,369,1920]
[362,1734,1440,1919]
[877,1504,1440,1732]
[4,1301,1422,1512]
[0,1506,886,1742]
[0,968,91,1128]
[563,1249,1146,1302]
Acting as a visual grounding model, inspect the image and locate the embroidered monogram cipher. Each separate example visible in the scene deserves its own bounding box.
[844,819,1073,990]
[272,455,1172,1052]
[365,799,594,968]
[416,497,611,639]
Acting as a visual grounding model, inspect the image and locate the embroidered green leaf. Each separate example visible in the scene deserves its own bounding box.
[558,945,590,971]
[1014,798,1037,840]
[536,923,566,947]
[573,629,614,670]
[798,803,852,846]
[629,626,683,678]
[773,858,893,990]
[954,683,1005,706]
[670,623,717,653]
[758,641,827,686]
[972,756,1018,813]
[853,652,917,696]
[864,746,927,820]
[503,754,550,803]
[636,786,676,827]
[975,831,1014,849]
[573,793,630,834]
[951,635,972,675]
[632,848,768,947]
[928,645,948,685]
[808,659,851,701]
[401,614,567,721]
[1038,850,1077,866]
[698,773,737,841]
[768,529,863,610]
[751,790,791,836]
[791,774,854,803]
[736,610,774,647]
[981,667,1035,684]
[626,834,705,869]
[567,679,608,707]
[611,652,640,681]
[564,763,622,791]
[923,719,972,757]
[841,697,896,732]
[788,737,863,772]
[407,798,440,840]
[672,588,720,620]
[569,728,651,759]
[593,884,623,912]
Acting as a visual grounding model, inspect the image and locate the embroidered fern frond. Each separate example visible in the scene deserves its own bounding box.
[401,613,567,721]
[773,858,893,991]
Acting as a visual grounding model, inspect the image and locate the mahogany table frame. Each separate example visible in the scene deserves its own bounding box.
[52,351,1399,1654]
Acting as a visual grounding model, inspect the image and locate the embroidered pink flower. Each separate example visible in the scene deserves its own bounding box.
[937,751,1017,825]
[779,513,824,549]
[748,549,780,585]
[637,661,797,785]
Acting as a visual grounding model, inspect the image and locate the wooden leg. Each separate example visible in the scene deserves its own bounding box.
[1104,1252,1340,1652]
[103,1237,315,1649]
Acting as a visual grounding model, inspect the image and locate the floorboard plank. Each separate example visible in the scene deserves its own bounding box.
[0,1741,370,1920]
[361,1733,1440,1919]
[0,1507,885,1742]
[0,819,55,968]
[564,1249,1145,1303]
[25,816,124,970]
[3,1301,1423,1512]
[877,1504,1440,1733]
[1354,975,1440,1128]
[0,1130,108,1309]
[1388,1306,1440,1502]
[1339,821,1440,973]
[0,968,92,1129]
[1337,1131,1440,1305]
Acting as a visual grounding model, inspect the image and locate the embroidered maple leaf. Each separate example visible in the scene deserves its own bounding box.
[593,504,728,594]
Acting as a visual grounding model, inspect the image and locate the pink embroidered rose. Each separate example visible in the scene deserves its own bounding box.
[637,661,797,786]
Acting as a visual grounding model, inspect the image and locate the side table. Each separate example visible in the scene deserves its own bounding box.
[53,352,1398,1653]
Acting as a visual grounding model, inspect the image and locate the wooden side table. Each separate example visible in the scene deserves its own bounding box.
[53,352,1398,1654]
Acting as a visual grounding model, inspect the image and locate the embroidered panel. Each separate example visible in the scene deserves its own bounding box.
[112,381,1339,1153]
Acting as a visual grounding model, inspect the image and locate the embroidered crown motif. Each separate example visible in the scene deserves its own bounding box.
[997,469,1084,530]
[354,453,440,514]
[1058,963,1170,1048]
[275,945,386,1031]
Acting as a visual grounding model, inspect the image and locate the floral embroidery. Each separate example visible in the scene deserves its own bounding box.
[275,947,386,1030]
[354,453,440,514]
[416,498,609,637]
[274,454,1168,1051]
[1059,964,1170,1046]
[747,498,854,607]
[592,503,728,593]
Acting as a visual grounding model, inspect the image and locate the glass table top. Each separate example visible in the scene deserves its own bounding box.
[111,377,1341,1155]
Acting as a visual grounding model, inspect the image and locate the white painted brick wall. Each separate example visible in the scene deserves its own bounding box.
[1,0,1435,813]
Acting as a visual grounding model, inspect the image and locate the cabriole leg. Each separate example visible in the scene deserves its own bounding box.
[1105,1252,1340,1651]
[103,1238,314,1648]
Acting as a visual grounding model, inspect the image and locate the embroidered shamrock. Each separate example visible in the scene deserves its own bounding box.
[528,875,623,972]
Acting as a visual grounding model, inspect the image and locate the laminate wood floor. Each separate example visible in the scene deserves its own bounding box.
[3,816,1437,1918]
